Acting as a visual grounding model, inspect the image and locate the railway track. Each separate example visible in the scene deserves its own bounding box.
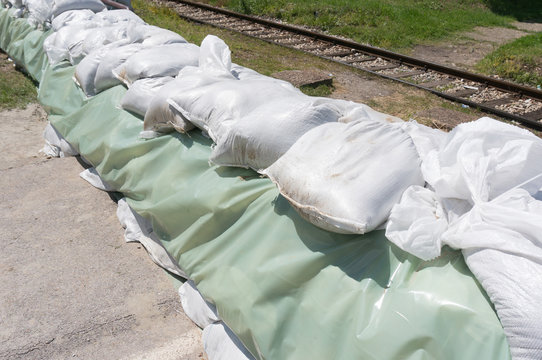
[160,0,542,130]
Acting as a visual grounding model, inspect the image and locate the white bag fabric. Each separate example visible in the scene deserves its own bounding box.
[210,97,341,171]
[179,281,219,329]
[387,117,542,259]
[40,122,78,158]
[116,198,188,279]
[120,76,174,117]
[165,35,299,139]
[167,77,301,141]
[385,117,542,359]
[263,120,424,234]
[93,8,144,25]
[127,24,187,46]
[23,0,52,28]
[50,9,95,31]
[202,322,255,360]
[68,25,131,65]
[43,25,92,65]
[141,77,203,137]
[79,167,115,192]
[230,63,265,81]
[143,35,236,137]
[94,43,144,92]
[50,0,105,17]
[74,42,123,97]
[422,118,542,204]
[462,224,542,360]
[112,43,200,86]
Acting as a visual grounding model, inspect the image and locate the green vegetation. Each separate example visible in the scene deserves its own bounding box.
[476,33,542,87]
[199,0,516,50]
[0,53,37,109]
[300,83,333,97]
[483,0,542,22]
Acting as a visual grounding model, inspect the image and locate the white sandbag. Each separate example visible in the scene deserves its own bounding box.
[79,167,115,192]
[203,322,255,360]
[336,100,403,124]
[441,189,542,360]
[230,63,265,81]
[142,69,233,136]
[43,23,100,65]
[166,36,299,139]
[423,117,542,204]
[74,42,126,96]
[50,0,105,17]
[112,43,200,86]
[120,76,174,117]
[23,0,52,29]
[179,281,219,329]
[127,24,187,46]
[143,36,236,136]
[262,120,424,234]
[94,43,144,92]
[68,25,131,65]
[116,198,188,279]
[399,120,447,162]
[198,35,232,74]
[50,9,95,31]
[93,8,144,25]
[40,122,78,158]
[167,77,301,140]
[210,97,341,171]
[461,204,542,360]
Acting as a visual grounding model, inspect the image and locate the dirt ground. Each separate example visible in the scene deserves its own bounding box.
[0,104,206,359]
[411,22,542,71]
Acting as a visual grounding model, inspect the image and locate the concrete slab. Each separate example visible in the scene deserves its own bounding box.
[0,105,206,359]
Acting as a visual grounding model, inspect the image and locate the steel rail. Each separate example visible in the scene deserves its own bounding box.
[170,0,542,130]
[175,0,542,101]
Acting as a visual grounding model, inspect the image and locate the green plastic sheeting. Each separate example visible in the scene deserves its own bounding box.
[1,9,511,359]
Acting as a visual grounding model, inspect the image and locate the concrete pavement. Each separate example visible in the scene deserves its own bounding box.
[0,104,206,359]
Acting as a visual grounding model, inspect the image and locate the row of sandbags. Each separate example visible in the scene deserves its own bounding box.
[1,0,107,28]
[38,5,542,359]
[40,6,425,236]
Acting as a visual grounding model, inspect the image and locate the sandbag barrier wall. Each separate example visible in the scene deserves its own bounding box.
[0,8,512,360]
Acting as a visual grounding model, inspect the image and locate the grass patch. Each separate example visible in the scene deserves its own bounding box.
[476,33,542,87]
[198,0,516,50]
[0,52,37,110]
[483,0,542,22]
[299,83,333,97]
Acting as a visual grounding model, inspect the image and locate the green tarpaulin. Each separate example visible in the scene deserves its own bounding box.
[1,9,510,359]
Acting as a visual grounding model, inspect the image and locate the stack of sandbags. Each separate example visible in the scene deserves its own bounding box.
[112,42,199,86]
[385,118,542,360]
[22,0,51,28]
[142,35,237,136]
[43,9,145,65]
[120,76,174,117]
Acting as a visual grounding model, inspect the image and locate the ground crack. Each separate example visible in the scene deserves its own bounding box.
[0,337,55,358]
